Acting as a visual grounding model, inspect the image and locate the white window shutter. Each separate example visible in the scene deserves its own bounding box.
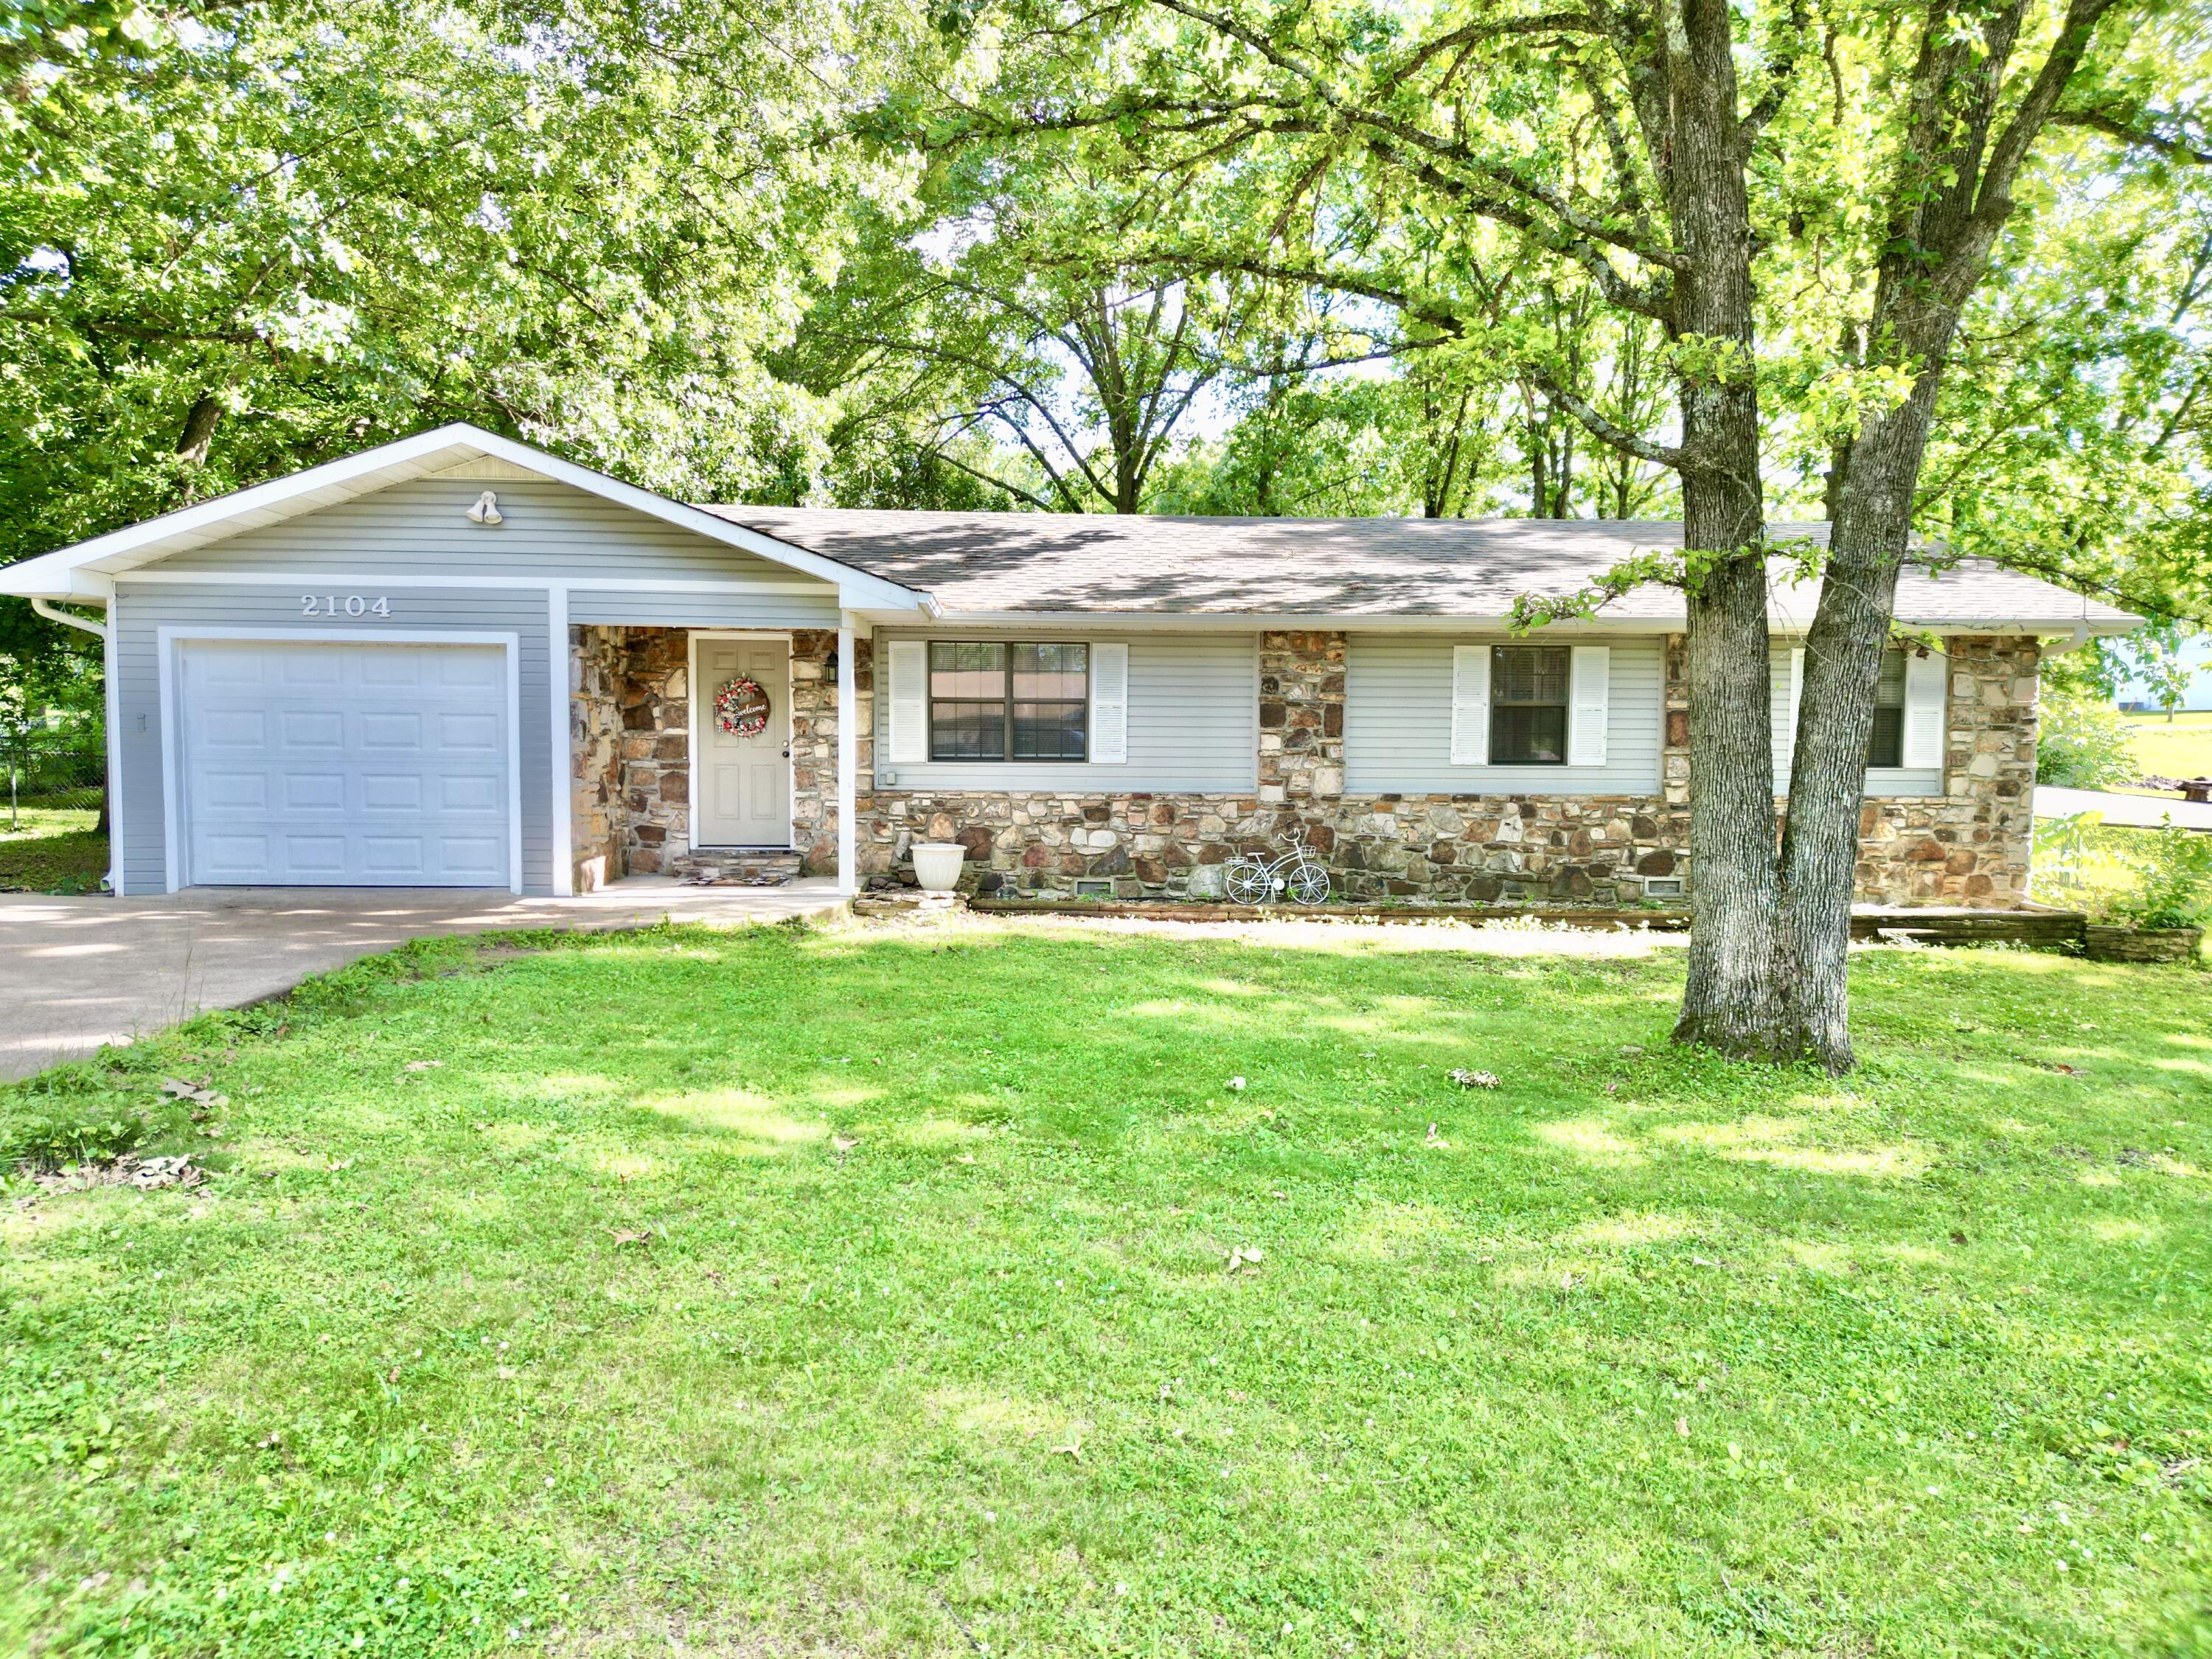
[1781,646,1805,785]
[1450,644,1490,765]
[1089,641,1128,763]
[1902,647,1947,769]
[1568,645,1610,766]
[886,639,928,765]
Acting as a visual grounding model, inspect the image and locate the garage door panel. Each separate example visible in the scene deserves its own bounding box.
[438,712,503,751]
[200,709,268,749]
[361,773,425,811]
[278,773,344,812]
[283,836,349,879]
[200,834,274,880]
[279,709,343,750]
[181,639,512,888]
[442,838,506,879]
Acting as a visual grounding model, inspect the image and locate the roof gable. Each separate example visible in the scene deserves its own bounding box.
[0,424,927,611]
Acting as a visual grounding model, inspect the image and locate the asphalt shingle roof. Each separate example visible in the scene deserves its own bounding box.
[700,507,2135,630]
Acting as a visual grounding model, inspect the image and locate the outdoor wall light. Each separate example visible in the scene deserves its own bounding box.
[824,646,839,686]
[465,490,504,526]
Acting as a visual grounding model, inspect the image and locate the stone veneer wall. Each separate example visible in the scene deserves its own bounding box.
[1854,633,2039,905]
[856,630,2038,907]
[569,625,626,893]
[566,625,845,890]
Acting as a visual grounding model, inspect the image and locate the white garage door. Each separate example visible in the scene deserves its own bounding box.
[178,639,514,888]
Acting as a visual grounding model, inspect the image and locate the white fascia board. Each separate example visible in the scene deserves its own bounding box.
[0,422,932,615]
[3,428,480,592]
[914,609,1686,632]
[900,607,2121,636]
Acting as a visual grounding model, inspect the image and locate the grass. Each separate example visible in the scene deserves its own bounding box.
[2,916,2210,1657]
[0,807,105,893]
[2126,711,2212,785]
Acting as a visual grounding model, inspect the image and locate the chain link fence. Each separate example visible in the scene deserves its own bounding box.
[4,738,105,831]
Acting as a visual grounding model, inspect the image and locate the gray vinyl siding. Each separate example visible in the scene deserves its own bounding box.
[568,590,837,627]
[1345,634,1665,794]
[112,584,555,895]
[147,478,816,586]
[1768,649,1943,798]
[874,630,1258,793]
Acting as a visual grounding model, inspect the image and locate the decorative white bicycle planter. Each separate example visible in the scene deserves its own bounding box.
[1224,832,1332,906]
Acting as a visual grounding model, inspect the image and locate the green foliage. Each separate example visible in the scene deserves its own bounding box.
[1,922,2209,1652]
[2038,689,2143,787]
[0,1085,146,1169]
[2118,821,2212,931]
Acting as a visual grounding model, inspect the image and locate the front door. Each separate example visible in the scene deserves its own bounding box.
[693,636,790,847]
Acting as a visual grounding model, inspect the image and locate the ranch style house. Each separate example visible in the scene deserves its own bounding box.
[0,424,2138,907]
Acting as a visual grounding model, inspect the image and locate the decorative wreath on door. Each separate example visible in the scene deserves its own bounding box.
[714,675,772,739]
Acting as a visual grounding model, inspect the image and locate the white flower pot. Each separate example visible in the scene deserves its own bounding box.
[910,842,967,892]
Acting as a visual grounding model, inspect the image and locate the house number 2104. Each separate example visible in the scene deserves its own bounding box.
[301,594,391,618]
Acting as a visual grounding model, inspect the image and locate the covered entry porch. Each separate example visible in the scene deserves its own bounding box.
[566,623,865,896]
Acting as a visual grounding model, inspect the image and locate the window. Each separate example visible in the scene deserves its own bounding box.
[928,641,1088,762]
[1490,645,1570,765]
[1868,647,1907,768]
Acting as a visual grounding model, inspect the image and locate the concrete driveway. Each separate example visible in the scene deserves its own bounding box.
[0,879,846,1082]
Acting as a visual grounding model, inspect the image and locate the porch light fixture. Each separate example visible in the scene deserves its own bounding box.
[824,645,839,686]
[465,490,503,526]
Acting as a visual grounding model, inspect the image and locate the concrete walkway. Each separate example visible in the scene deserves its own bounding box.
[2034,785,2212,831]
[0,878,847,1082]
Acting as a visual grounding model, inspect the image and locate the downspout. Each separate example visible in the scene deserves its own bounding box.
[31,595,108,643]
[28,597,117,893]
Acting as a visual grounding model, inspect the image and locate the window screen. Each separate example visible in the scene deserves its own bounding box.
[928,641,1089,762]
[1490,645,1570,765]
[1868,647,1907,768]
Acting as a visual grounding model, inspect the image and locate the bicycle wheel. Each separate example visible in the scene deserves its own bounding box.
[1224,858,1272,905]
[1285,860,1331,906]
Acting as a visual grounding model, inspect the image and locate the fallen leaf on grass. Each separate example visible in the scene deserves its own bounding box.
[1225,1245,1265,1273]
[1425,1123,1450,1148]
[1448,1069,1500,1091]
[1675,1416,1690,1438]
[35,1153,204,1195]
[327,1159,354,1173]
[402,1060,444,1074]
[611,1230,651,1248]
[830,1135,859,1155]
[1051,1433,1085,1461]
[161,1077,228,1107]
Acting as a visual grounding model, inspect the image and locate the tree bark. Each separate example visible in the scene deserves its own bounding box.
[175,394,221,465]
[1776,0,2116,1069]
[1659,0,1787,1057]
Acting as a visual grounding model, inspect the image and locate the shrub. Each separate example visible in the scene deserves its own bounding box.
[2118,820,2212,932]
[2037,689,2140,788]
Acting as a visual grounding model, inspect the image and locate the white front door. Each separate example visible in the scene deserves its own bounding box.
[178,639,513,887]
[692,637,790,847]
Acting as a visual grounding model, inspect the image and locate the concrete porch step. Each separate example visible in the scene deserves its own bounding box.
[670,849,803,887]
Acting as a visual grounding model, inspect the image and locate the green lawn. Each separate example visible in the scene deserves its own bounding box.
[2127,711,2212,784]
[0,807,105,893]
[3,919,2209,1657]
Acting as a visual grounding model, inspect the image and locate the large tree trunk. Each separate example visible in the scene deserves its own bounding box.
[1661,0,1787,1057]
[1773,0,2113,1069]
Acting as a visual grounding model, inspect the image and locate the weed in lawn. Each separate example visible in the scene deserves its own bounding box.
[0,919,2208,1657]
